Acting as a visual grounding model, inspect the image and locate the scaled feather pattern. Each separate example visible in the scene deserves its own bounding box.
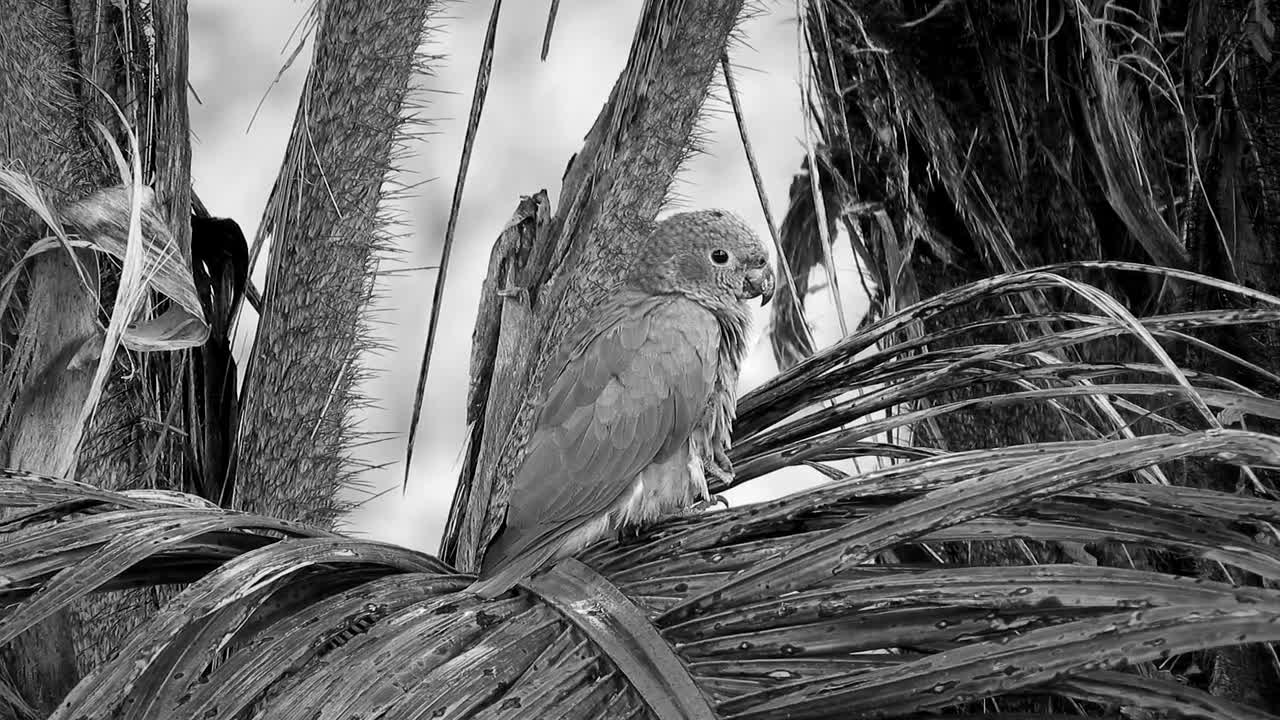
[472,210,775,597]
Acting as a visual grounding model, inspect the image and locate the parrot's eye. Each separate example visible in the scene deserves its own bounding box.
[710,249,730,265]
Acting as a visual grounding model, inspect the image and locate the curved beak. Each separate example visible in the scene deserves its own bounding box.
[742,265,775,306]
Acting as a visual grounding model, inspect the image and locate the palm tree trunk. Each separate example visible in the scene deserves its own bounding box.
[441,0,749,572]
[0,0,196,712]
[231,0,438,528]
[1,2,123,712]
[790,0,1280,709]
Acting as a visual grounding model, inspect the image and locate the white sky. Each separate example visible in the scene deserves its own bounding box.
[189,1,867,552]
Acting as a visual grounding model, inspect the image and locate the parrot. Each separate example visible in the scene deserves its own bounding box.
[470,209,775,599]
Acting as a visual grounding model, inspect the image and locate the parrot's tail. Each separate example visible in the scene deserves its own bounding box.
[468,524,575,599]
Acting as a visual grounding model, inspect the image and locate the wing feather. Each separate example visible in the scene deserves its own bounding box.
[485,293,720,572]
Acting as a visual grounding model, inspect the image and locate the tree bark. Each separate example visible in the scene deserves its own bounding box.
[232,0,438,526]
[792,0,1280,710]
[0,2,117,712]
[0,0,197,711]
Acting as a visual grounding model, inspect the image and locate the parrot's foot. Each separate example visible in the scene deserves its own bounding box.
[705,446,735,490]
[496,283,530,303]
[689,493,730,514]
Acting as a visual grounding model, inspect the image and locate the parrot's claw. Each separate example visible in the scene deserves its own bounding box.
[713,446,734,476]
[703,446,735,490]
[689,493,730,514]
[497,284,529,302]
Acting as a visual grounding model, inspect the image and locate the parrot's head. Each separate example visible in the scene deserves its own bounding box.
[631,210,776,312]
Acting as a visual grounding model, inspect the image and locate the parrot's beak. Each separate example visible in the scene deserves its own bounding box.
[742,266,775,306]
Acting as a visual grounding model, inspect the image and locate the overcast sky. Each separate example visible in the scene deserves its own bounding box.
[188,1,867,552]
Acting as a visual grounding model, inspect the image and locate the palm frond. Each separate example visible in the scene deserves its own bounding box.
[404,0,503,491]
[5,403,1280,718]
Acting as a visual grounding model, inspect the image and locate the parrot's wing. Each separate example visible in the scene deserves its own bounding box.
[475,294,719,592]
[512,296,720,525]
